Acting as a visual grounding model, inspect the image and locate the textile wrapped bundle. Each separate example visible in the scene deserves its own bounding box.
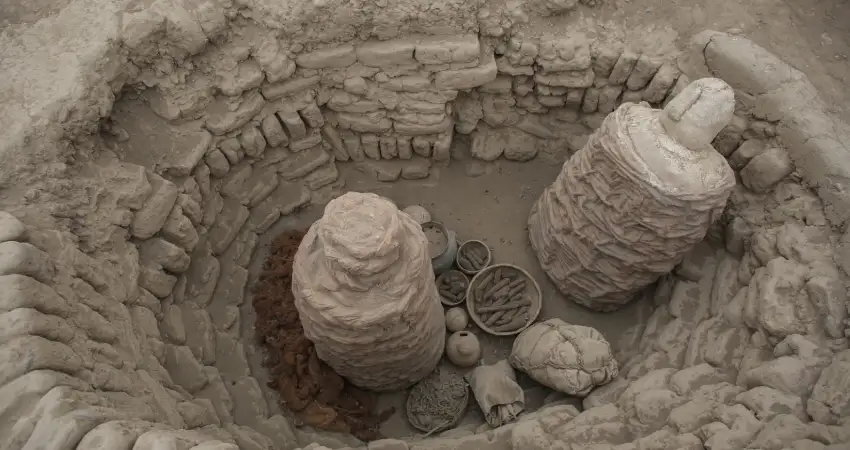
[293,192,445,390]
[465,360,525,428]
[509,319,617,396]
[528,78,737,312]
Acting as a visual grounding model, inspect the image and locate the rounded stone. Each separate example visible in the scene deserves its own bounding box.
[0,212,25,243]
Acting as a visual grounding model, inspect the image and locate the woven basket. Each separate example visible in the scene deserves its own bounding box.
[406,368,469,434]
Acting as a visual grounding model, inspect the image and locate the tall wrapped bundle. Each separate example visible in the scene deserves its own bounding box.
[528,78,737,312]
[293,192,445,390]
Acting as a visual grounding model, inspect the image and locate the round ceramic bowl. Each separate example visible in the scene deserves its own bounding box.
[436,270,469,306]
[465,263,542,336]
[455,240,492,276]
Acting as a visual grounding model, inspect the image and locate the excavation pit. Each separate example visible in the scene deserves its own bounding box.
[245,159,653,440]
[1,2,850,449]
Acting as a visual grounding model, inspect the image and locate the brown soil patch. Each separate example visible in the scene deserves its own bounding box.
[252,229,394,441]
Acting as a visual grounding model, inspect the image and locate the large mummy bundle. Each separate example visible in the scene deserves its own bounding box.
[528,78,737,312]
[292,192,445,390]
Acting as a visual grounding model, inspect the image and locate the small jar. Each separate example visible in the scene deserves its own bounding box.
[445,331,482,367]
[445,307,469,332]
[423,221,458,275]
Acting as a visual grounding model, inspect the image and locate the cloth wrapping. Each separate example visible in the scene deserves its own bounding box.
[509,319,618,397]
[292,192,445,391]
[465,360,525,428]
[527,102,735,311]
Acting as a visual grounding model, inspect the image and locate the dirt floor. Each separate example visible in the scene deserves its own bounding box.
[241,150,655,439]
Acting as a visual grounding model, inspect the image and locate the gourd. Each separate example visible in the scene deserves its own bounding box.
[445,307,469,332]
[445,331,481,367]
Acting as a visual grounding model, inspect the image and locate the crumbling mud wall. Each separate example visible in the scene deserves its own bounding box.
[0,0,849,447]
[123,30,687,181]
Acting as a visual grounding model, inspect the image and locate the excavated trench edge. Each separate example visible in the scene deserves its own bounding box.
[0,5,849,449]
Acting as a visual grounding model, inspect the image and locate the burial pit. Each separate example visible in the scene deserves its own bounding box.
[1,1,850,450]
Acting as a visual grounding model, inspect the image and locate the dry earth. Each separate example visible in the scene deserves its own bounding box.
[3,0,848,123]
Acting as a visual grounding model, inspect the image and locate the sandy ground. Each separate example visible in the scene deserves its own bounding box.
[241,151,655,439]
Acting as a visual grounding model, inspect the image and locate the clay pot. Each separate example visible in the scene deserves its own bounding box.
[445,307,469,332]
[445,331,482,367]
[423,221,458,275]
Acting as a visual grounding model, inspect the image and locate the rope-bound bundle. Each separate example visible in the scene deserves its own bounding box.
[292,192,445,391]
[528,78,737,312]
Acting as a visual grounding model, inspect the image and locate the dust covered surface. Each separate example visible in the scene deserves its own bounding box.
[252,229,393,441]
